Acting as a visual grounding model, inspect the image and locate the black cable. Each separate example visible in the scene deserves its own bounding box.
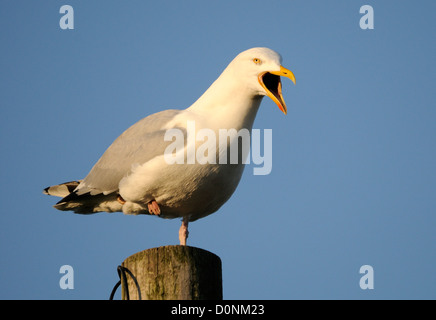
[109,280,121,300]
[122,266,142,300]
[109,265,142,300]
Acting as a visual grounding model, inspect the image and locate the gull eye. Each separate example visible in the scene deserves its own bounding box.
[253,58,262,65]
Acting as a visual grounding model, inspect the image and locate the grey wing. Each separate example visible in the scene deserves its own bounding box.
[76,109,185,196]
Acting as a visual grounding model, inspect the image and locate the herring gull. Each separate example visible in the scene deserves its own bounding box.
[43,47,296,245]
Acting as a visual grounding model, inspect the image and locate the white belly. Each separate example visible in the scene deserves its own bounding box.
[118,154,245,221]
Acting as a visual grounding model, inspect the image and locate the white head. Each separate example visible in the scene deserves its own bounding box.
[224,47,296,114]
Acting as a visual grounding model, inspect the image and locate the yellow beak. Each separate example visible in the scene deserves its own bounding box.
[258,66,296,115]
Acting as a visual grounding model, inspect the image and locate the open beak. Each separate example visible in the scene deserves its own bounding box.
[258,66,296,115]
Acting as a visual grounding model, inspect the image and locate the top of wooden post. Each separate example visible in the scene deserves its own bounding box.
[121,245,222,300]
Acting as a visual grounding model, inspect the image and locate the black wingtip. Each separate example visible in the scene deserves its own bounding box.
[56,191,79,205]
[56,190,94,205]
[43,180,82,197]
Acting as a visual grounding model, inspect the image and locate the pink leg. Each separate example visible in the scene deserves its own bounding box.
[147,200,161,215]
[179,218,189,246]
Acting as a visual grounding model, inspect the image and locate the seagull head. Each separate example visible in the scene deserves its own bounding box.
[229,47,296,115]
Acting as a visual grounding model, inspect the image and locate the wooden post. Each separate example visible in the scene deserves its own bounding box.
[120,245,222,300]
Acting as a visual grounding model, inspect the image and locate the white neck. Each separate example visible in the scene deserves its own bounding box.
[187,67,264,132]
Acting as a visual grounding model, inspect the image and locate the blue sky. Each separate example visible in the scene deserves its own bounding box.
[1,1,436,299]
